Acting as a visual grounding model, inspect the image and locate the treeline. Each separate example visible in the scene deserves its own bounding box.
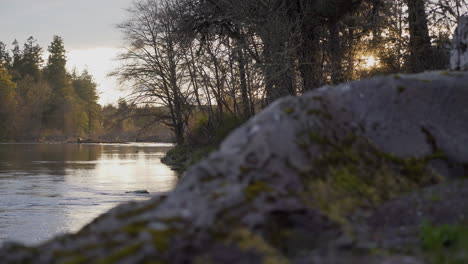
[0,36,100,141]
[114,0,467,146]
[101,101,174,142]
[0,36,173,142]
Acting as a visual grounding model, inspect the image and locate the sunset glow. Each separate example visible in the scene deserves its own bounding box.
[363,55,380,69]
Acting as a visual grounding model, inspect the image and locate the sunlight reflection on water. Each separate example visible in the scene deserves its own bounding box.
[0,143,177,245]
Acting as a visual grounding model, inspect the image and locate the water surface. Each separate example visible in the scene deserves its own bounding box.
[0,143,177,245]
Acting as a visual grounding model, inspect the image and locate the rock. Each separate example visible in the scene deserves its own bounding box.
[126,190,150,194]
[1,71,467,263]
[450,16,468,71]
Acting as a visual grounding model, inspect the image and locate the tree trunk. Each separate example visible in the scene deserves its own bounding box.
[328,22,345,84]
[406,0,433,73]
[237,47,251,118]
[262,40,296,105]
[298,24,324,91]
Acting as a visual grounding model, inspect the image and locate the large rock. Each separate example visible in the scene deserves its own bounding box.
[451,16,468,71]
[1,71,467,263]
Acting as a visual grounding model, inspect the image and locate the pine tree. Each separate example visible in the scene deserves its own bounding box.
[42,36,75,133]
[0,42,11,68]
[44,36,73,97]
[21,36,43,81]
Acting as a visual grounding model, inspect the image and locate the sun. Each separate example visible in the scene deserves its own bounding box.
[363,55,380,69]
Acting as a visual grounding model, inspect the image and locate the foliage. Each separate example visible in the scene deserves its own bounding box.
[0,36,103,141]
[162,112,245,172]
[420,222,468,264]
[0,67,17,140]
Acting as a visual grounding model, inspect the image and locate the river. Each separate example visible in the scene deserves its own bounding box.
[0,143,177,246]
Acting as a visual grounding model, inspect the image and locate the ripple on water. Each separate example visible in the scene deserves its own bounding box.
[0,143,177,245]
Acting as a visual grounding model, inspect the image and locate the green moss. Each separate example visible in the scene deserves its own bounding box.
[438,71,465,77]
[420,222,468,264]
[240,166,255,173]
[63,256,88,264]
[283,107,295,114]
[121,222,178,253]
[121,221,149,234]
[54,250,83,259]
[418,79,433,83]
[150,228,178,252]
[211,192,224,199]
[428,194,442,202]
[117,202,161,219]
[159,217,183,225]
[194,256,214,264]
[299,133,440,228]
[309,131,332,145]
[420,127,449,162]
[307,109,333,120]
[226,228,289,264]
[440,71,451,76]
[397,85,406,94]
[377,151,443,183]
[311,96,325,102]
[245,181,273,201]
[97,243,143,264]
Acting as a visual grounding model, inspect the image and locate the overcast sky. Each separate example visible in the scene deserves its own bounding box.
[0,0,135,105]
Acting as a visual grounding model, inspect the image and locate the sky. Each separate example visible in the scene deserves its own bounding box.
[0,0,135,105]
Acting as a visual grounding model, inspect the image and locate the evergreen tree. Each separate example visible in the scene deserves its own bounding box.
[21,37,43,81]
[11,39,22,81]
[0,42,11,68]
[44,36,73,96]
[42,36,75,133]
[72,69,101,134]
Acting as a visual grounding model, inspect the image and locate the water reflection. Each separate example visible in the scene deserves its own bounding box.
[0,143,177,245]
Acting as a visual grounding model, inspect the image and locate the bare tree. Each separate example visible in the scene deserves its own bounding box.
[112,0,193,144]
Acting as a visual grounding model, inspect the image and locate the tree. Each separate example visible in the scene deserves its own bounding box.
[20,37,43,81]
[72,69,101,134]
[43,36,81,135]
[14,76,51,140]
[178,0,366,102]
[0,67,16,139]
[0,42,11,68]
[44,36,73,97]
[406,0,433,72]
[113,0,192,144]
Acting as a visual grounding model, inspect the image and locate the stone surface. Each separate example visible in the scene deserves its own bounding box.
[450,16,468,71]
[1,71,468,263]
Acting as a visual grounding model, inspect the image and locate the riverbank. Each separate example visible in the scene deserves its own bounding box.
[162,114,245,174]
[161,143,217,173]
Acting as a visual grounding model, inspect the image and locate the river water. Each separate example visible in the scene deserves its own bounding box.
[0,143,177,246]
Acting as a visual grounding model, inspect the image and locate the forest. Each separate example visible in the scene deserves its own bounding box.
[112,0,465,146]
[0,36,172,142]
[0,0,467,146]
